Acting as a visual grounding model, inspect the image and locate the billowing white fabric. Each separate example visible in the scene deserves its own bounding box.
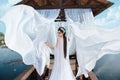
[1,5,36,64]
[34,9,60,68]
[37,9,60,50]
[65,9,120,77]
[0,4,60,76]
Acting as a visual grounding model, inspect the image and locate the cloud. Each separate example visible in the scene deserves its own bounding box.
[94,5,120,28]
[0,0,22,17]
[8,0,22,6]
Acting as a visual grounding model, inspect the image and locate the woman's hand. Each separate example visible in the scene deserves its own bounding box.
[68,38,70,42]
[45,42,49,47]
[45,42,54,49]
[45,42,48,44]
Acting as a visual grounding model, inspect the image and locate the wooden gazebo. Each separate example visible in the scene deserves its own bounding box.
[15,0,114,80]
[17,0,113,16]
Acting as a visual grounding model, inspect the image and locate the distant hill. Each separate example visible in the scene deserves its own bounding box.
[0,32,4,40]
[0,32,6,48]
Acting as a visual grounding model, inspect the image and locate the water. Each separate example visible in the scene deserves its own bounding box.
[94,54,120,80]
[0,48,30,80]
[1,48,120,80]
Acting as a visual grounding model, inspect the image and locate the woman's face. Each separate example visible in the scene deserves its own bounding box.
[58,31,63,37]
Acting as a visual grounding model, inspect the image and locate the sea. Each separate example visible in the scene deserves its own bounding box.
[0,48,30,80]
[1,48,120,80]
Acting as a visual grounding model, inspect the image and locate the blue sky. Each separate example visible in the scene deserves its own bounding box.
[0,0,120,33]
[0,0,22,33]
[95,0,120,28]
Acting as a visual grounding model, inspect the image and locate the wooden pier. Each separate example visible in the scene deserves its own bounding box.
[15,56,91,80]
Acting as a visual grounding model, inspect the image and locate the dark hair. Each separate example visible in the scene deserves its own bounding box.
[58,27,67,59]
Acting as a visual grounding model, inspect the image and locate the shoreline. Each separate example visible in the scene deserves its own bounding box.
[0,45,7,48]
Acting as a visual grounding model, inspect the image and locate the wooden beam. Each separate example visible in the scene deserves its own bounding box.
[34,4,110,9]
[93,1,114,16]
[17,0,114,16]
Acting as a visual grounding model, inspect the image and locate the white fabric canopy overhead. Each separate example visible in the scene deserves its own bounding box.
[65,9,120,77]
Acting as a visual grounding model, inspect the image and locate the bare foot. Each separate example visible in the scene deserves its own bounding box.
[80,75,83,80]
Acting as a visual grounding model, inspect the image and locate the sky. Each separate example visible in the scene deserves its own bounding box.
[95,0,120,29]
[0,0,120,34]
[0,0,22,34]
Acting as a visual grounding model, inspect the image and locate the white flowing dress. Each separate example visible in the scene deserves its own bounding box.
[49,37,76,80]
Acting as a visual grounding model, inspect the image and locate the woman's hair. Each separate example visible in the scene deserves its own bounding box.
[58,27,67,59]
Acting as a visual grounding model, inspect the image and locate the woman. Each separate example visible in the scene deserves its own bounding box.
[45,27,76,80]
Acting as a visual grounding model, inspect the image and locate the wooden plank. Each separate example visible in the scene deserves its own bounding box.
[14,66,35,80]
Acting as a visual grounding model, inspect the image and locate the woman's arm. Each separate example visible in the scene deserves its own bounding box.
[68,38,70,42]
[45,42,54,49]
